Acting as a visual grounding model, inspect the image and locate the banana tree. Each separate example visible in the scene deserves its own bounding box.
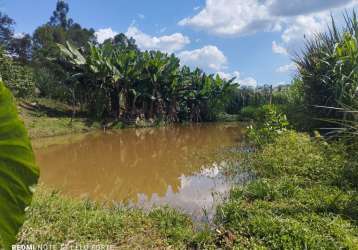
[206,74,237,119]
[142,51,170,118]
[58,42,123,119]
[110,49,142,118]
[184,68,211,122]
[160,54,181,122]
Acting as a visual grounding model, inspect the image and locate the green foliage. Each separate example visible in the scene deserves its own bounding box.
[239,105,258,120]
[0,49,35,97]
[315,105,358,188]
[0,81,39,249]
[30,1,94,103]
[58,41,237,122]
[250,131,346,183]
[295,11,358,131]
[247,105,289,146]
[33,67,67,100]
[225,83,294,115]
[216,131,358,249]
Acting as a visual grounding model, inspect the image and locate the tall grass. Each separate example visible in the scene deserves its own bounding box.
[295,11,358,131]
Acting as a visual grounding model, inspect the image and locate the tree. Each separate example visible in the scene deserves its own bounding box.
[103,33,138,51]
[49,0,73,29]
[31,0,94,101]
[0,12,15,49]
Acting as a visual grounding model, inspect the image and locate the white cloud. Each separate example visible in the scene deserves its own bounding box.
[276,62,297,73]
[178,45,227,71]
[126,26,190,53]
[95,28,118,43]
[179,0,280,36]
[217,70,257,87]
[272,41,288,55]
[179,0,357,54]
[281,13,330,48]
[138,13,145,19]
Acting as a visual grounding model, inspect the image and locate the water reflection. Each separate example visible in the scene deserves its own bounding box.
[35,123,245,218]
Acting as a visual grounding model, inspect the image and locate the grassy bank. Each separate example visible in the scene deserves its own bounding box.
[18,98,100,139]
[18,187,216,249]
[217,131,358,249]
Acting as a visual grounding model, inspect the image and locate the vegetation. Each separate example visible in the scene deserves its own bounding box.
[293,12,358,131]
[216,132,358,249]
[18,186,215,249]
[213,12,358,248]
[247,105,289,146]
[0,49,35,97]
[0,81,39,249]
[1,1,358,249]
[18,98,100,139]
[56,41,236,123]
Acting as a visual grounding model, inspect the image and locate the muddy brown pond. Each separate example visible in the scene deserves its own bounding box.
[34,123,248,220]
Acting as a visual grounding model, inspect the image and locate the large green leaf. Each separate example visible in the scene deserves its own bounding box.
[0,81,39,249]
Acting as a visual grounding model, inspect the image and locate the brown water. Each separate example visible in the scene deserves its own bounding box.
[35,123,246,219]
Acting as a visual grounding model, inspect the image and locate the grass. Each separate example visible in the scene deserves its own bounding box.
[18,186,216,249]
[18,98,100,139]
[215,131,358,249]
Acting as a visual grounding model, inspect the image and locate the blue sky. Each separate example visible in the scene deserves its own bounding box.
[2,0,357,87]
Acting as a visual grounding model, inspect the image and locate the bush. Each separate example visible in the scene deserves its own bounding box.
[0,50,35,97]
[239,105,258,120]
[33,67,68,100]
[247,105,289,146]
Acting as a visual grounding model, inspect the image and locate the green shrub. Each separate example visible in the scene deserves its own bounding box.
[239,105,258,120]
[0,50,35,97]
[247,105,289,146]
